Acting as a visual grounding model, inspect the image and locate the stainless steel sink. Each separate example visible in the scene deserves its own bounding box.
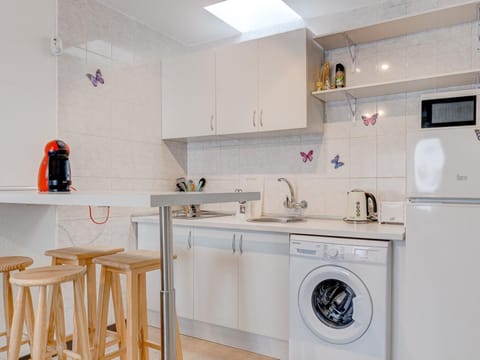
[247,217,306,223]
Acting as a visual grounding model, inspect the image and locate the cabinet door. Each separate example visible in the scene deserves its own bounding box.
[216,40,259,135]
[172,227,195,319]
[238,231,290,340]
[137,224,194,321]
[194,228,238,329]
[258,29,307,132]
[162,50,216,139]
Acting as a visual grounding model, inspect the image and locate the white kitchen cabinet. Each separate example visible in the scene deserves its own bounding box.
[216,40,259,135]
[137,223,194,321]
[162,29,323,139]
[216,28,323,136]
[258,29,309,132]
[0,0,56,188]
[136,221,289,340]
[238,231,289,340]
[194,228,239,329]
[162,50,216,139]
[194,227,289,339]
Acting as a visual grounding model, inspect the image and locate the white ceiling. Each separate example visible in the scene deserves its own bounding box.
[97,0,383,47]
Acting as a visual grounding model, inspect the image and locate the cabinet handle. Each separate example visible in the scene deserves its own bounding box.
[232,233,236,254]
[239,234,243,255]
[187,230,192,249]
[210,115,215,131]
[260,109,263,127]
[252,110,256,128]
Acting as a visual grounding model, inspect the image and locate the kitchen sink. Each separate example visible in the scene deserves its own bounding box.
[247,217,306,223]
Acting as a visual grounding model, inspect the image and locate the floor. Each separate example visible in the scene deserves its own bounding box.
[149,327,276,360]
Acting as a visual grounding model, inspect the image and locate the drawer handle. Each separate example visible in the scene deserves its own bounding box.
[187,230,192,249]
[210,115,215,131]
[252,110,256,128]
[239,234,243,255]
[260,109,263,127]
[232,233,236,254]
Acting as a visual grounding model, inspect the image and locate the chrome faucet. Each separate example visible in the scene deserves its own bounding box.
[277,178,308,210]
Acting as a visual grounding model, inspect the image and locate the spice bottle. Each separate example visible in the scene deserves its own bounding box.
[335,63,345,88]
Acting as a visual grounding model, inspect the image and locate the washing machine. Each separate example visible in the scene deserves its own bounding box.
[289,234,392,360]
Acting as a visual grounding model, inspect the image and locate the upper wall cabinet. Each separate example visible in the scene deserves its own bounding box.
[162,28,324,140]
[0,0,57,188]
[162,50,216,139]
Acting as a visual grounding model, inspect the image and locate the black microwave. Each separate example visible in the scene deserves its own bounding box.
[421,90,478,129]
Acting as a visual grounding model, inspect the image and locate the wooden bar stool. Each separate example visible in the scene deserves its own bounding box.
[0,256,34,354]
[44,246,124,344]
[8,265,91,360]
[93,250,183,360]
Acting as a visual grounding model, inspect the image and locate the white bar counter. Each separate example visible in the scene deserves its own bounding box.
[0,190,259,207]
[0,190,260,360]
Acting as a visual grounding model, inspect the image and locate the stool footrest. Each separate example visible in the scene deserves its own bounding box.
[144,339,162,351]
[64,349,82,359]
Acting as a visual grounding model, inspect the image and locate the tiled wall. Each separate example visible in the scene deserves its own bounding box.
[56,0,187,249]
[188,0,480,218]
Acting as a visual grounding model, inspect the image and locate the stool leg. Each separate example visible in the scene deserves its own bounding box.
[138,273,149,360]
[73,278,91,360]
[53,285,67,360]
[86,263,97,345]
[24,288,35,348]
[126,272,139,360]
[176,318,183,360]
[7,286,26,360]
[94,266,112,360]
[32,286,49,360]
[2,272,13,347]
[112,273,126,360]
[46,282,58,346]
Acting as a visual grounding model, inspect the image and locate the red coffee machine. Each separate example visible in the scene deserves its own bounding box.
[38,140,72,192]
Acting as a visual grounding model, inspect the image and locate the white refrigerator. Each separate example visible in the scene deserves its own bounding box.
[406,124,480,360]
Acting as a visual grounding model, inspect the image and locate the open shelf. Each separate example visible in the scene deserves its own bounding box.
[314,1,478,51]
[311,70,480,102]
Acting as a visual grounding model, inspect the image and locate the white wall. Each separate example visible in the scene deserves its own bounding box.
[56,0,187,250]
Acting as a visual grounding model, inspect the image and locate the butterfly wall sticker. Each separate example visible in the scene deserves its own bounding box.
[86,69,104,87]
[331,154,344,169]
[300,150,314,162]
[362,112,378,126]
[475,129,480,141]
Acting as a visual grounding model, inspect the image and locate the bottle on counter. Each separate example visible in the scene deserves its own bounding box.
[335,63,345,88]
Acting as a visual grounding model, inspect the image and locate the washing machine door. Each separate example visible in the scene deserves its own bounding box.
[298,265,373,344]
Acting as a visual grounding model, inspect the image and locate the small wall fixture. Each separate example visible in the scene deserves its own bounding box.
[50,37,63,56]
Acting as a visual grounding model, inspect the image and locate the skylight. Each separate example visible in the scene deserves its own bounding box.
[205,0,302,33]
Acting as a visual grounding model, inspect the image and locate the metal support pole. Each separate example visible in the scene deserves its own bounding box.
[159,206,176,360]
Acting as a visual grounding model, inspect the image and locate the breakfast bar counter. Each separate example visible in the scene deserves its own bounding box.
[0,190,260,360]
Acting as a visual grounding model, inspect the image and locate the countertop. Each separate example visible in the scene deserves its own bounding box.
[132,215,405,241]
[0,190,260,207]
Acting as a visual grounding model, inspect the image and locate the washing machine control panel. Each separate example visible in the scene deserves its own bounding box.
[291,239,388,264]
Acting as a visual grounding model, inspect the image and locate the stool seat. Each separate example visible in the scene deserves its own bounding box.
[0,256,33,272]
[11,265,86,287]
[94,250,183,360]
[45,246,124,261]
[93,250,161,271]
[8,264,91,360]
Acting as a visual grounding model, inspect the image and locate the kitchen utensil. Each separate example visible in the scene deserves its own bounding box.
[38,139,72,192]
[346,189,377,221]
[188,180,195,192]
[197,178,206,192]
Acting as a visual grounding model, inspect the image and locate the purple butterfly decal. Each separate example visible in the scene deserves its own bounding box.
[330,154,344,169]
[362,112,378,126]
[475,129,480,141]
[86,69,104,87]
[300,150,314,162]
